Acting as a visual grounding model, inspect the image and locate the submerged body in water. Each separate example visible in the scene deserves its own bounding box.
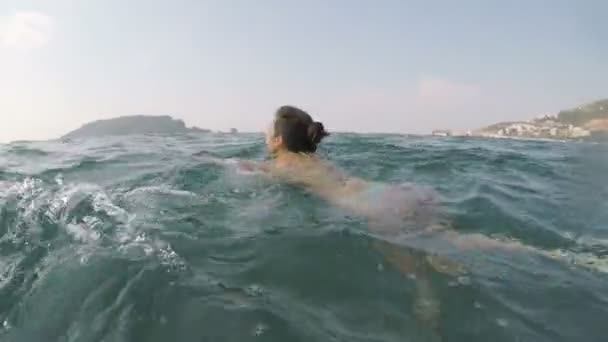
[1,132,607,342]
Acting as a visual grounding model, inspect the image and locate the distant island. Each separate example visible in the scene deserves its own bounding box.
[433,99,608,141]
[62,115,210,139]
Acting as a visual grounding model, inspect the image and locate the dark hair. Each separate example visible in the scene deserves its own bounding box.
[274,105,329,153]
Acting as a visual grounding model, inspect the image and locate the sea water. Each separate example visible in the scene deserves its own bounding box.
[0,133,607,342]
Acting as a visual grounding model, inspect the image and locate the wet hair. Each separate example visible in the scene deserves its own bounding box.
[273,105,329,153]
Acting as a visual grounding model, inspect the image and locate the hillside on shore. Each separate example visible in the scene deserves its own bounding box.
[62,115,210,139]
[557,99,608,128]
[474,99,608,141]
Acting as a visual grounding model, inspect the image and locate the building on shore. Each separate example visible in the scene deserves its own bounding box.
[476,121,590,139]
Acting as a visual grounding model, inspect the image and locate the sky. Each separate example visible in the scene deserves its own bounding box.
[1,0,607,142]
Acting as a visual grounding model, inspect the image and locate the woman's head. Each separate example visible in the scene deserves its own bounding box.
[266,105,329,154]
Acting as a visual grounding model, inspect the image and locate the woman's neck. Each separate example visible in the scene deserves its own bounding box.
[273,150,316,167]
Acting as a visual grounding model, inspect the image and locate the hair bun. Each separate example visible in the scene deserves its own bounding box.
[307,122,328,144]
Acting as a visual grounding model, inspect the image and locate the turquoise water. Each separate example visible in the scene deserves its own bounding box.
[1,133,607,342]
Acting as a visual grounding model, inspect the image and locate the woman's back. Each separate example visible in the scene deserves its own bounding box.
[268,154,365,200]
[268,155,441,234]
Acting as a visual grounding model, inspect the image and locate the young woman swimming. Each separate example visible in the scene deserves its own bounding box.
[245,105,444,237]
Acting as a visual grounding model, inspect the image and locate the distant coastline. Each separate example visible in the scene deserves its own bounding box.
[61,115,211,139]
[432,99,608,142]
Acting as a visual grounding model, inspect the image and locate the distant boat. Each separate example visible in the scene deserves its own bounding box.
[431,130,452,137]
[230,128,239,134]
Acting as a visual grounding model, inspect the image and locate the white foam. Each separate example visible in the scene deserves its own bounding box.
[545,249,608,273]
[92,190,130,223]
[54,173,64,186]
[65,222,101,243]
[253,322,268,337]
[125,185,197,198]
[496,318,509,327]
[2,176,189,274]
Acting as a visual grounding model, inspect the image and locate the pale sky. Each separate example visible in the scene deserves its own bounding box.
[1,0,607,142]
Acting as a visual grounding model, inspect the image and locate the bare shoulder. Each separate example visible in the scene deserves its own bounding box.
[236,160,272,173]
